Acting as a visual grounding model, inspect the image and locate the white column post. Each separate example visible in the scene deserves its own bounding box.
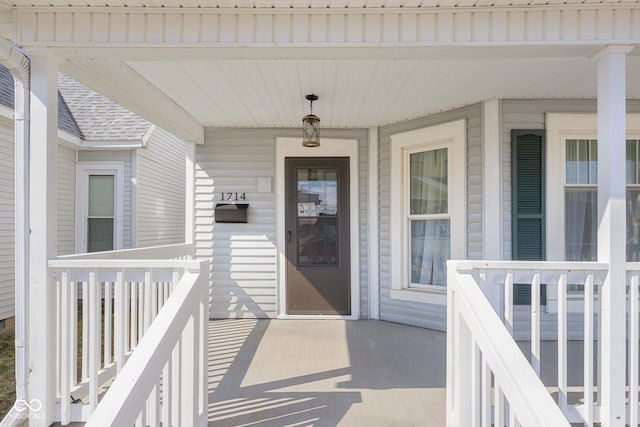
[185,140,196,246]
[29,53,58,426]
[482,99,503,260]
[368,127,380,319]
[596,45,633,427]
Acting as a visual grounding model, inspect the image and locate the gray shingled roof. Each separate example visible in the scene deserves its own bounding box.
[58,73,151,141]
[0,64,83,138]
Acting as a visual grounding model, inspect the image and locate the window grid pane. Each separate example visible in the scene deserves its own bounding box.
[628,140,640,185]
[565,188,597,261]
[409,148,448,215]
[88,175,115,217]
[566,139,597,185]
[410,219,450,287]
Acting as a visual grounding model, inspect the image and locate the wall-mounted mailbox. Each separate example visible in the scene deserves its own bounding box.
[215,203,249,223]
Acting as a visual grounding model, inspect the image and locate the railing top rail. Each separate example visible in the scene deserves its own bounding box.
[54,243,193,261]
[448,260,609,272]
[49,258,204,270]
[626,262,640,271]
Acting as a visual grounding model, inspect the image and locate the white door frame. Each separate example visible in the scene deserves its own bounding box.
[75,161,125,253]
[276,137,360,319]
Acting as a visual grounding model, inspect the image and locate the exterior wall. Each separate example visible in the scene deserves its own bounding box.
[0,118,14,320]
[378,104,483,331]
[77,150,133,249]
[135,127,186,247]
[501,99,640,260]
[197,128,369,319]
[57,144,76,255]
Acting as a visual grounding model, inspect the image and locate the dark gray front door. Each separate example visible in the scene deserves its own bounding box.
[285,157,351,315]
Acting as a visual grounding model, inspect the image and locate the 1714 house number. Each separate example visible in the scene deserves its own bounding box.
[220,192,246,201]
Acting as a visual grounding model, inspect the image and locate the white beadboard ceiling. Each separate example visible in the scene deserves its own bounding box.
[124,55,640,128]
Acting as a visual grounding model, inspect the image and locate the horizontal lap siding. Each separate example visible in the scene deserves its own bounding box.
[136,128,186,247]
[0,121,14,320]
[198,128,369,319]
[378,104,482,331]
[198,129,278,319]
[57,144,76,255]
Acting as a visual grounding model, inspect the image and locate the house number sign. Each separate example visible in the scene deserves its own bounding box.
[220,192,246,201]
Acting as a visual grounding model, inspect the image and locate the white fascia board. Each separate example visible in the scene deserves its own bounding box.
[81,139,145,149]
[57,129,83,148]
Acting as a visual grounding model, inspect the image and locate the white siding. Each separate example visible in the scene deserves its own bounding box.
[378,104,483,331]
[197,128,368,319]
[0,119,14,320]
[135,127,186,247]
[77,150,133,249]
[57,144,76,255]
[501,99,640,260]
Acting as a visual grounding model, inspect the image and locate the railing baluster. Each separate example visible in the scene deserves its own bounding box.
[162,358,172,426]
[494,384,504,427]
[105,280,113,366]
[505,272,514,335]
[60,270,71,425]
[149,381,160,426]
[631,274,639,427]
[138,281,145,339]
[172,339,182,427]
[145,271,153,332]
[131,280,137,348]
[115,271,126,372]
[557,273,568,413]
[89,270,100,411]
[531,273,541,376]
[56,276,61,398]
[82,280,89,381]
[72,280,78,386]
[472,340,481,427]
[584,274,595,425]
[150,271,158,322]
[481,357,491,427]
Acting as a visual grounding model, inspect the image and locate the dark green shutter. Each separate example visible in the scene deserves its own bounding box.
[512,130,546,261]
[512,130,546,305]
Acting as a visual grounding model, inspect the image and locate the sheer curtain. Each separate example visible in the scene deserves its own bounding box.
[409,149,450,286]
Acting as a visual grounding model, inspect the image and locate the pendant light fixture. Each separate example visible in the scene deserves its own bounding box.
[302,94,320,147]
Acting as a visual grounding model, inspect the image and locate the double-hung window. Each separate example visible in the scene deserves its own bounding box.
[547,114,640,262]
[390,119,466,303]
[76,162,124,253]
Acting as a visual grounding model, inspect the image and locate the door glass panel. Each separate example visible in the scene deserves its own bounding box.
[297,217,338,266]
[296,167,339,266]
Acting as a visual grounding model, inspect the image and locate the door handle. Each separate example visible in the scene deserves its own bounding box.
[288,230,292,243]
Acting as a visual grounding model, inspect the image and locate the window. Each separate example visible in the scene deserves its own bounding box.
[390,119,466,303]
[546,114,640,262]
[76,162,124,253]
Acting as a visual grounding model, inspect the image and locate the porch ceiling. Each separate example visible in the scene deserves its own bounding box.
[56,45,640,129]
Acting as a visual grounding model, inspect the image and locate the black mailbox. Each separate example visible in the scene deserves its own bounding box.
[215,203,249,223]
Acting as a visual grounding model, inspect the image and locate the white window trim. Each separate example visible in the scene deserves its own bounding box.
[75,161,125,254]
[389,119,466,305]
[546,113,640,261]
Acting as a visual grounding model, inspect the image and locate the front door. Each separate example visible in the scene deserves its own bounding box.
[285,157,351,315]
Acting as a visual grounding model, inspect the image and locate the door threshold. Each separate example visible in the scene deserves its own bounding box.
[278,314,358,320]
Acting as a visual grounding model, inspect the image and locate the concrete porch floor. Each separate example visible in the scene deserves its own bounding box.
[207,319,447,427]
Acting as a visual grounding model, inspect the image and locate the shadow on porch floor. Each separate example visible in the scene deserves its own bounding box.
[207,319,447,427]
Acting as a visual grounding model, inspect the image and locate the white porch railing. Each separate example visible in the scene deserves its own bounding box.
[48,243,208,425]
[447,261,610,426]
